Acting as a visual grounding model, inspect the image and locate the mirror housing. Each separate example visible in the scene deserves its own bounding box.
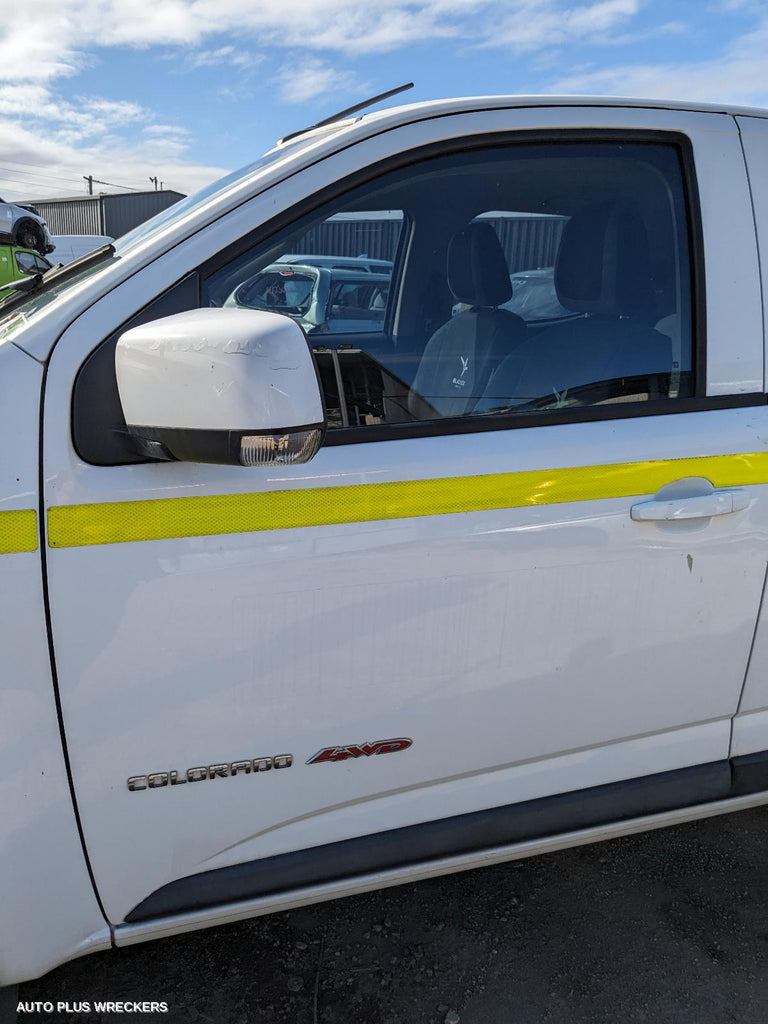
[115,308,325,466]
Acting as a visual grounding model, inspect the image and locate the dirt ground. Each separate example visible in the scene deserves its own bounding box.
[13,806,768,1023]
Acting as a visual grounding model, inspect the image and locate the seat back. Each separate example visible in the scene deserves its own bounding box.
[481,201,672,409]
[410,222,527,418]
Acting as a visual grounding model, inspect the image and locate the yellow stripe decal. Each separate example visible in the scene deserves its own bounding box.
[47,452,768,550]
[0,509,38,554]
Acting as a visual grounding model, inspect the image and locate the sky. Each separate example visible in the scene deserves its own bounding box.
[0,0,766,203]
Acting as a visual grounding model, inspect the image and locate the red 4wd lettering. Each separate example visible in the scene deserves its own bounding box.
[306,737,412,765]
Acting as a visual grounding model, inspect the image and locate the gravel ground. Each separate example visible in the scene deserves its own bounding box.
[14,806,768,1024]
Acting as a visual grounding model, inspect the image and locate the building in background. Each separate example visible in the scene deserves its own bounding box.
[23,190,185,239]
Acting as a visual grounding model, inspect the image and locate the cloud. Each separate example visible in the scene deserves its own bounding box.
[184,45,259,70]
[0,113,227,200]
[0,0,654,85]
[546,11,768,105]
[482,0,642,52]
[0,84,225,201]
[276,61,361,105]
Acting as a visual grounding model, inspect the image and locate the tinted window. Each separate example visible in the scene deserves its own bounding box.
[204,140,694,432]
[206,210,403,342]
[228,269,317,314]
[14,251,39,274]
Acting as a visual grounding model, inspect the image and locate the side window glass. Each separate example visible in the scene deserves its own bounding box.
[451,212,570,323]
[15,251,36,274]
[207,210,403,341]
[204,140,694,431]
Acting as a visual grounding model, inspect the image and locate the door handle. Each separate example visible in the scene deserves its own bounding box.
[630,488,749,521]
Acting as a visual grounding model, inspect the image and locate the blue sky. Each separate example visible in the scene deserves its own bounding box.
[0,0,766,203]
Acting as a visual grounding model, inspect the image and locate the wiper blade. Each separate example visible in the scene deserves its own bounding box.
[0,243,115,313]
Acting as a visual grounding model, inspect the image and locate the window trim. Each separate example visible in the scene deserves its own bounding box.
[322,392,765,447]
[200,128,713,445]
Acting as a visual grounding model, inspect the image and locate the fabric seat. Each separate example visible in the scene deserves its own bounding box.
[410,222,527,418]
[479,201,672,410]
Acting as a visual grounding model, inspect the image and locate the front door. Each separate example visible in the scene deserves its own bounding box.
[42,108,768,925]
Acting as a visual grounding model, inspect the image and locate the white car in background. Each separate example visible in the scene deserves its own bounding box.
[49,235,115,266]
[0,197,55,254]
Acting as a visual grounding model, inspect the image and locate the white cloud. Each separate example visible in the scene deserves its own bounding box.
[276,61,361,105]
[0,0,654,85]
[482,0,642,52]
[184,45,258,69]
[0,105,226,201]
[546,11,768,105]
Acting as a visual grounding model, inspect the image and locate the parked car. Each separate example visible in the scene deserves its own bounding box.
[501,266,573,321]
[2,94,768,991]
[0,197,54,255]
[49,235,115,266]
[0,245,52,289]
[224,261,391,337]
[276,253,394,274]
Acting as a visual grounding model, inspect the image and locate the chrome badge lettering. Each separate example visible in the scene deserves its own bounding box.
[127,754,293,792]
[307,737,412,765]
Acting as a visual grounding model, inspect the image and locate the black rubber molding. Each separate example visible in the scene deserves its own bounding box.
[125,758,730,923]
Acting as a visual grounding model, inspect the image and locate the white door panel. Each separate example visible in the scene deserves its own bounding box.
[40,104,766,923]
[197,720,728,875]
[44,403,768,921]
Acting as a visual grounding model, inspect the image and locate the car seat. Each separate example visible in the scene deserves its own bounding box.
[409,222,527,418]
[479,201,673,410]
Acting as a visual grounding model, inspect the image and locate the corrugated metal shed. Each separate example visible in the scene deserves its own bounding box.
[293,212,565,272]
[26,190,185,238]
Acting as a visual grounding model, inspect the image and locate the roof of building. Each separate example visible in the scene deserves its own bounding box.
[22,189,186,204]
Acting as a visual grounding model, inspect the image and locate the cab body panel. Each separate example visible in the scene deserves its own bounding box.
[40,103,768,924]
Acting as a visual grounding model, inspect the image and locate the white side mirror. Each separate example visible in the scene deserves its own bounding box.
[115,308,325,465]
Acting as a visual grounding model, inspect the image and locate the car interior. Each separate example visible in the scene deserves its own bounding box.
[204,140,693,433]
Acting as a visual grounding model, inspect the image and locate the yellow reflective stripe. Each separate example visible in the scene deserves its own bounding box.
[47,451,768,550]
[0,509,38,554]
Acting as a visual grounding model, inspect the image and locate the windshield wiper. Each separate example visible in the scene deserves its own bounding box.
[0,243,116,313]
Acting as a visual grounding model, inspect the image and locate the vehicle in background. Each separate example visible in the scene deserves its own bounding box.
[0,245,52,288]
[0,198,55,255]
[224,261,391,337]
[276,253,394,275]
[502,267,573,321]
[49,235,115,266]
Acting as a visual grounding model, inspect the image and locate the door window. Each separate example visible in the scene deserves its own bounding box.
[204,139,695,434]
[15,250,50,275]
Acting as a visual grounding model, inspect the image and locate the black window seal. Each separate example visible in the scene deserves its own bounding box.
[322,392,766,447]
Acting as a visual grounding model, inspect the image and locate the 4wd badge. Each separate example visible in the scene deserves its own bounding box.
[307,737,412,764]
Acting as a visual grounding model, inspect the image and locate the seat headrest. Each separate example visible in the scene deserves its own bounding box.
[447,222,513,307]
[555,201,655,318]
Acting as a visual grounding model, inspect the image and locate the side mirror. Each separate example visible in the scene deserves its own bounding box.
[115,308,325,466]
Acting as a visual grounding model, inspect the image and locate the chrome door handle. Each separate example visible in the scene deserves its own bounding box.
[630,488,750,521]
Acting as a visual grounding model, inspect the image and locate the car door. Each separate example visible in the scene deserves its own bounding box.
[42,103,768,929]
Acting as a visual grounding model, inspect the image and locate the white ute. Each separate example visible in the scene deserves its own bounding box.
[3,93,768,986]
